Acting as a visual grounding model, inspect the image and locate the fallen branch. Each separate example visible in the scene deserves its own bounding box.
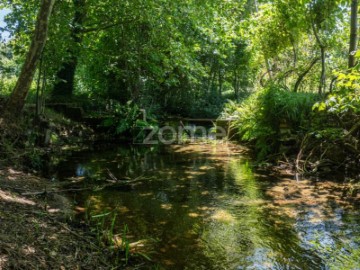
[21,187,93,196]
[296,134,310,172]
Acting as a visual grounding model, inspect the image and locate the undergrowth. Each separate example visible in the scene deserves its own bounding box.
[221,85,318,160]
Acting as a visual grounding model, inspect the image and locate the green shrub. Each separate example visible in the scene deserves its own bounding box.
[222,85,318,160]
[102,100,158,138]
[313,70,360,115]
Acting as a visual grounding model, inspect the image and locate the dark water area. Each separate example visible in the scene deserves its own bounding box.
[54,143,360,269]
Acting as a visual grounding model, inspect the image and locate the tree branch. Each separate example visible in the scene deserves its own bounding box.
[294,57,320,92]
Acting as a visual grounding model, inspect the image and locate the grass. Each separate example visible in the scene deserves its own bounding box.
[86,210,133,266]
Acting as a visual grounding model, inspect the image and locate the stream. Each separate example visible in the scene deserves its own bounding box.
[54,143,360,269]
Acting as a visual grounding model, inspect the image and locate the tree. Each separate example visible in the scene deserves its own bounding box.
[51,0,86,99]
[2,0,55,116]
[349,0,358,68]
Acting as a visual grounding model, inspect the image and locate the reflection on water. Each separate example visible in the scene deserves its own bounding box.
[56,143,360,269]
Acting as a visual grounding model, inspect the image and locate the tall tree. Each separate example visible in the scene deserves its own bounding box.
[3,0,55,116]
[349,0,358,68]
[51,0,86,99]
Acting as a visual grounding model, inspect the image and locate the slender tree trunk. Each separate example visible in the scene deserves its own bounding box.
[294,57,320,92]
[329,76,338,93]
[311,20,326,95]
[218,69,223,98]
[233,69,239,100]
[3,0,55,116]
[319,46,326,94]
[254,0,259,12]
[290,35,297,67]
[36,54,44,118]
[349,0,358,68]
[265,56,272,80]
[52,0,86,99]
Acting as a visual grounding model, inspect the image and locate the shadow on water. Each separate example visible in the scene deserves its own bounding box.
[54,143,360,269]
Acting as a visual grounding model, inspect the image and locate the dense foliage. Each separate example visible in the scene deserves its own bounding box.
[222,86,318,160]
[0,0,359,167]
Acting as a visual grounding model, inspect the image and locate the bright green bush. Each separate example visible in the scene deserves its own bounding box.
[222,85,318,160]
[313,69,360,115]
[310,69,360,144]
[0,77,17,97]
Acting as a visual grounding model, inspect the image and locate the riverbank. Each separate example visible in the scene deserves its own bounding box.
[0,167,119,269]
[0,109,147,269]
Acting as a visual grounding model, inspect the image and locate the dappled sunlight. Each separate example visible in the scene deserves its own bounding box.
[1,0,359,267]
[169,143,248,164]
[21,245,36,255]
[139,192,154,197]
[7,168,22,175]
[0,255,8,268]
[0,190,35,205]
[161,204,173,210]
[232,198,266,206]
[211,209,236,223]
[112,236,151,253]
[54,143,360,269]
[266,177,359,211]
[116,205,130,214]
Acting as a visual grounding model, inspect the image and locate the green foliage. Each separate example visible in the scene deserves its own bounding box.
[223,85,318,159]
[102,101,158,137]
[310,67,360,145]
[0,0,357,149]
[70,0,252,117]
[310,127,344,140]
[314,70,360,115]
[0,76,17,96]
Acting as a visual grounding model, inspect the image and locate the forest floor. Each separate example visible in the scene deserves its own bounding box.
[0,167,118,269]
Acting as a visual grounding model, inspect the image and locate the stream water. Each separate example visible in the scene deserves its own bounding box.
[55,143,360,269]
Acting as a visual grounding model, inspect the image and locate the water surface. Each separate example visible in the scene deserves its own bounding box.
[56,143,360,269]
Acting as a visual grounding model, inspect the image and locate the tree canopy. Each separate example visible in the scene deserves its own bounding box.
[0,0,357,119]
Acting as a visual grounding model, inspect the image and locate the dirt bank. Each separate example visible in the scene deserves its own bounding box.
[0,168,117,269]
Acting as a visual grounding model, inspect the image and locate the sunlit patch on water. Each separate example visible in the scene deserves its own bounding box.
[211,209,236,223]
[54,143,360,269]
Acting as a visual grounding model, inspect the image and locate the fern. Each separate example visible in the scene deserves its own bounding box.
[221,85,318,160]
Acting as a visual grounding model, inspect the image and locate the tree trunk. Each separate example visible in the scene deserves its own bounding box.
[3,0,55,116]
[319,46,326,94]
[52,60,78,98]
[311,20,326,95]
[52,0,86,99]
[233,69,239,100]
[265,56,272,80]
[35,54,44,118]
[290,35,297,67]
[349,0,358,68]
[294,57,320,92]
[218,69,223,98]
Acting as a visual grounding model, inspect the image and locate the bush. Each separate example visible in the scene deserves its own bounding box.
[222,85,318,160]
[102,100,158,138]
